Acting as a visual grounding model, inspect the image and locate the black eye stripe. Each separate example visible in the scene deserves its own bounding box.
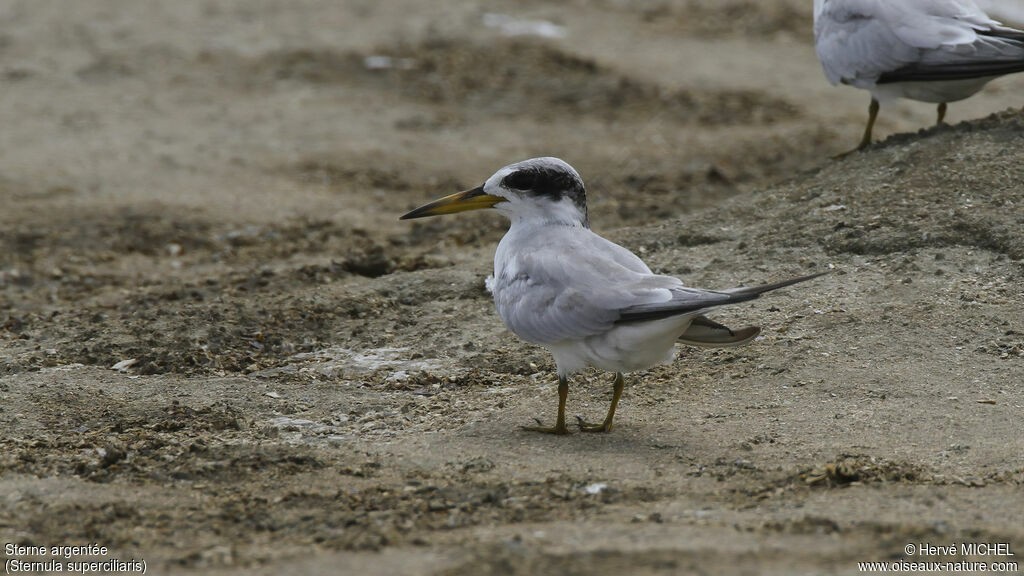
[501,167,582,200]
[501,170,537,191]
[499,163,589,227]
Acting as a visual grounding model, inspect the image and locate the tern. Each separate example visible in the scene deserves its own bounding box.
[814,0,1024,155]
[401,157,823,434]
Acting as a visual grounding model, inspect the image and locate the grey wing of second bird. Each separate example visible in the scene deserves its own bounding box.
[814,0,1024,87]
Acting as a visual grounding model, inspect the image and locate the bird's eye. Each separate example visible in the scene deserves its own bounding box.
[502,170,536,191]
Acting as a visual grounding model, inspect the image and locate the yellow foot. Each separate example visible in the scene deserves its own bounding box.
[576,416,613,433]
[832,145,866,159]
[521,418,571,435]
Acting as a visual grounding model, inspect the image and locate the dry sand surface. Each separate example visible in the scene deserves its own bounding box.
[1,1,1023,575]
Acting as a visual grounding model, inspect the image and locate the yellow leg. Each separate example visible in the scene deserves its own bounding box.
[936,102,947,125]
[521,376,571,435]
[577,372,625,433]
[835,98,879,158]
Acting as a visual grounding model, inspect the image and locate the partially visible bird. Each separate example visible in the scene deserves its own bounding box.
[401,157,824,434]
[814,0,1024,155]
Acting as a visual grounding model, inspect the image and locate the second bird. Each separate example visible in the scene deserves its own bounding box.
[814,0,1024,155]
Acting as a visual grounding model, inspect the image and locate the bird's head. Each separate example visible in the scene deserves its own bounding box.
[400,157,589,228]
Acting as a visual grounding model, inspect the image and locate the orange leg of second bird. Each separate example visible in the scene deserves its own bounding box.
[576,372,625,433]
[836,98,880,158]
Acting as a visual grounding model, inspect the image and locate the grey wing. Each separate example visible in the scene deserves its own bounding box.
[586,231,656,275]
[815,0,921,85]
[878,24,1024,83]
[617,272,826,323]
[493,230,679,345]
[615,286,742,323]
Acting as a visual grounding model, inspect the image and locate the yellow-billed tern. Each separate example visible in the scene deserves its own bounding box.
[814,0,1024,155]
[401,157,823,434]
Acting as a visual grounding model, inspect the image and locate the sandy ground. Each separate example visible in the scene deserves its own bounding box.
[2,1,1023,575]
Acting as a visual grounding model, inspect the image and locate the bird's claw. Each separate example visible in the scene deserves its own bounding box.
[520,421,571,435]
[832,145,866,160]
[576,415,612,433]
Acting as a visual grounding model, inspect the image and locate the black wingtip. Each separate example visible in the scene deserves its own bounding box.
[616,270,829,324]
[727,271,828,296]
[878,59,1024,84]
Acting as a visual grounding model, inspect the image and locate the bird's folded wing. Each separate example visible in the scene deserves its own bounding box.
[616,272,826,323]
[815,0,924,85]
[878,49,1024,82]
[615,287,740,322]
[981,26,1024,44]
[494,232,681,344]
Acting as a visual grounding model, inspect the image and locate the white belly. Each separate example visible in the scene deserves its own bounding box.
[547,315,695,376]
[871,77,994,104]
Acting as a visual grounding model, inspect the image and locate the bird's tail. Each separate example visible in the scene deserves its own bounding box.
[678,315,761,347]
[674,273,827,347]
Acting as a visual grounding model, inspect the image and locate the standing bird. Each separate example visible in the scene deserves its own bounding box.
[401,157,823,434]
[814,0,1024,155]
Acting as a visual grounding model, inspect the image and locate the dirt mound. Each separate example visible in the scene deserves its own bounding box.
[345,39,800,126]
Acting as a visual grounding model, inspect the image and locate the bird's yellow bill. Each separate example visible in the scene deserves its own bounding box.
[400,186,502,220]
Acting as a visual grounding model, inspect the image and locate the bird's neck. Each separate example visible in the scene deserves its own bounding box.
[508,214,589,230]
[499,196,589,229]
